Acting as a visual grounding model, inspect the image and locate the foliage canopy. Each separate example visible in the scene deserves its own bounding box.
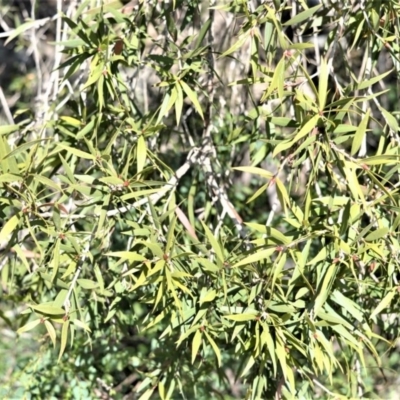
[1,0,400,398]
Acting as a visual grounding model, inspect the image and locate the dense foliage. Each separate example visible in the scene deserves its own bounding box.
[1,0,400,398]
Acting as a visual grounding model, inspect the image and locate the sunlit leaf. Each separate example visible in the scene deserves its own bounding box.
[370,289,396,319]
[191,329,202,364]
[351,109,370,155]
[17,319,42,335]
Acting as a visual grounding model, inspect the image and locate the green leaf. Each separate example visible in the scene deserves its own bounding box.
[175,83,184,126]
[351,109,370,155]
[262,57,285,102]
[33,174,63,192]
[370,289,396,319]
[283,4,322,26]
[73,319,92,332]
[60,116,81,127]
[333,124,357,134]
[246,224,292,245]
[318,57,329,110]
[180,80,204,119]
[271,253,286,290]
[76,118,95,139]
[157,90,175,124]
[165,214,177,253]
[58,320,69,362]
[200,289,217,304]
[307,247,327,266]
[7,140,48,165]
[288,42,315,50]
[224,313,257,321]
[200,221,224,263]
[0,124,19,135]
[0,213,19,243]
[357,69,393,90]
[57,143,95,160]
[362,154,400,165]
[82,64,104,90]
[245,182,269,204]
[138,388,155,400]
[273,115,318,157]
[137,135,147,174]
[195,18,211,48]
[240,355,255,378]
[365,227,389,241]
[290,114,320,146]
[192,329,202,364]
[220,35,248,57]
[314,264,336,316]
[17,319,42,335]
[30,304,65,316]
[5,19,39,45]
[12,244,31,273]
[105,251,146,261]
[379,106,399,132]
[44,320,57,348]
[0,173,23,183]
[331,290,363,322]
[204,330,221,367]
[232,166,273,179]
[331,324,360,347]
[231,248,275,269]
[275,178,290,210]
[77,279,99,290]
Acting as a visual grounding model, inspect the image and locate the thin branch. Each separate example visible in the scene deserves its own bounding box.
[0,86,14,125]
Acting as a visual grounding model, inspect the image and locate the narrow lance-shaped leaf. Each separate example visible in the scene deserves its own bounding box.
[224,313,258,321]
[138,388,155,400]
[45,320,57,348]
[273,115,319,157]
[318,57,329,110]
[165,214,177,254]
[195,18,211,49]
[137,135,147,174]
[175,82,184,126]
[220,35,248,58]
[58,320,69,362]
[203,330,221,367]
[357,69,393,90]
[231,248,275,269]
[261,57,285,102]
[0,213,19,243]
[370,289,397,319]
[17,319,42,335]
[351,109,370,155]
[31,304,66,315]
[379,106,399,132]
[200,221,224,263]
[180,80,204,120]
[57,143,95,160]
[192,329,202,364]
[365,227,389,241]
[283,4,322,26]
[0,124,19,135]
[314,264,337,316]
[232,166,273,179]
[12,244,30,273]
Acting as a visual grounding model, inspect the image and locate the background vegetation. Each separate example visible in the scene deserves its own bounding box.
[1,0,400,398]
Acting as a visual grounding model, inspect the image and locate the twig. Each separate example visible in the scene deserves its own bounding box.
[0,86,15,125]
[312,377,336,397]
